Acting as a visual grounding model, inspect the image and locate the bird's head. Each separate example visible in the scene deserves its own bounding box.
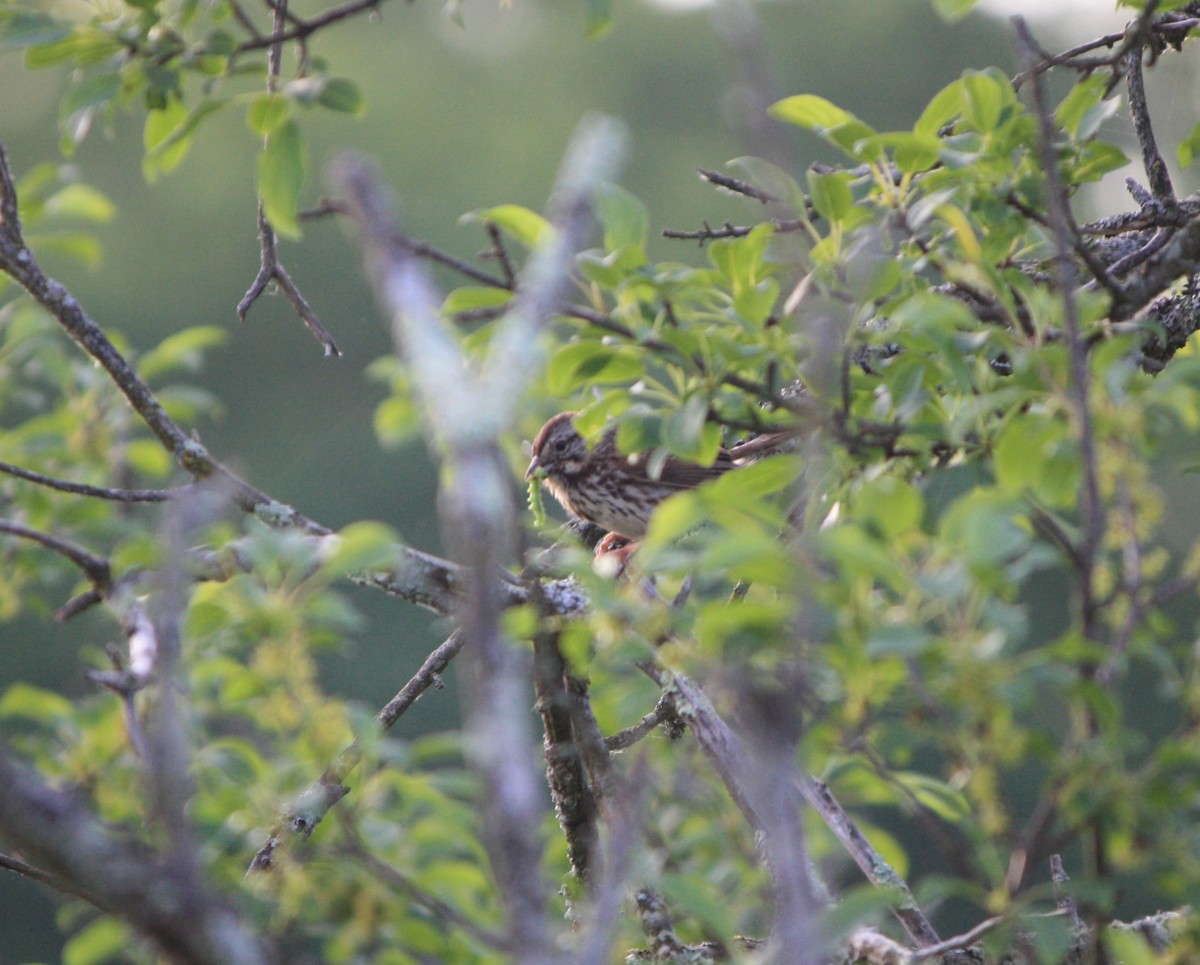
[525,411,589,481]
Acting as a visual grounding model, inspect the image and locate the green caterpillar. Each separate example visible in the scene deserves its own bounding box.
[527,473,548,529]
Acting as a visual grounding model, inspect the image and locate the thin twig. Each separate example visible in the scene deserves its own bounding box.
[0,849,108,909]
[604,691,682,751]
[484,221,516,288]
[0,518,111,588]
[696,167,776,204]
[236,0,341,356]
[236,0,386,52]
[1016,18,1104,632]
[1124,46,1175,202]
[0,460,175,502]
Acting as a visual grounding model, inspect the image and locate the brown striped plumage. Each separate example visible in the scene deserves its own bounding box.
[525,411,737,539]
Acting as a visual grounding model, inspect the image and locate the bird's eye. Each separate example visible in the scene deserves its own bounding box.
[554,439,567,452]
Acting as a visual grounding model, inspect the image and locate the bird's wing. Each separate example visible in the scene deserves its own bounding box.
[652,451,735,489]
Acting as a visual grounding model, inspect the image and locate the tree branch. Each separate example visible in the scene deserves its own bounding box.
[0,751,270,965]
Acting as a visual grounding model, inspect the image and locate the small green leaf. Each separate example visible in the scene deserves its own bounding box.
[806,169,854,224]
[247,92,290,136]
[61,71,121,118]
[584,0,613,38]
[595,182,648,251]
[769,94,875,156]
[960,70,1006,132]
[139,325,227,381]
[894,771,972,822]
[322,521,399,574]
[1056,75,1117,140]
[64,917,130,965]
[43,183,115,223]
[858,132,942,174]
[462,204,553,248]
[144,98,229,180]
[317,77,365,115]
[856,475,924,539]
[642,490,704,551]
[662,395,719,462]
[545,341,642,396]
[257,119,306,238]
[931,0,978,20]
[0,11,70,50]
[126,438,174,479]
[374,393,421,449]
[442,286,512,315]
[0,683,74,722]
[1071,141,1128,183]
[1179,122,1200,168]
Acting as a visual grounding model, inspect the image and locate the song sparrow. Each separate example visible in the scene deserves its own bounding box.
[525,411,787,539]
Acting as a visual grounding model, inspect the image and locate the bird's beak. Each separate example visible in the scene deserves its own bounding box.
[524,456,541,482]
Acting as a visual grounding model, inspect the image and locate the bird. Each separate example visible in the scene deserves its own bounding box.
[525,411,789,540]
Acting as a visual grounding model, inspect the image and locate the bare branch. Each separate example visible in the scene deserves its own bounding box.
[533,628,599,885]
[238,203,342,357]
[0,459,175,502]
[1124,47,1174,202]
[0,518,111,589]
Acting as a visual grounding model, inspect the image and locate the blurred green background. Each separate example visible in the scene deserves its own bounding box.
[0,0,1136,958]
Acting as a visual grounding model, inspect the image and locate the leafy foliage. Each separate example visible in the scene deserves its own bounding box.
[3,0,1200,963]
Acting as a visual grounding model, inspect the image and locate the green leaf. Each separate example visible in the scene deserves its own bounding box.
[139,325,227,381]
[322,521,400,574]
[61,71,121,119]
[894,771,971,822]
[939,488,1029,569]
[595,182,648,251]
[257,119,306,239]
[584,0,613,38]
[545,341,642,396]
[0,11,70,50]
[994,414,1079,508]
[442,286,512,315]
[462,204,553,248]
[708,454,799,504]
[806,169,854,224]
[25,231,103,268]
[768,94,876,156]
[144,98,188,152]
[856,475,924,539]
[960,70,1007,132]
[931,0,978,20]
[374,393,421,449]
[857,132,942,174]
[1056,75,1118,140]
[126,438,174,479]
[662,395,720,463]
[64,917,130,965]
[43,184,115,223]
[0,683,73,722]
[642,490,705,551]
[1072,141,1128,184]
[317,77,365,115]
[659,873,735,938]
[1179,121,1200,169]
[246,92,290,136]
[144,97,229,180]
